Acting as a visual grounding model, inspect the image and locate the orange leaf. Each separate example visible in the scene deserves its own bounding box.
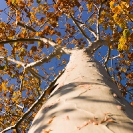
[44,25,50,31]
[2,82,7,91]
[42,129,52,133]
[0,44,4,50]
[7,0,11,5]
[130,101,133,106]
[56,38,62,45]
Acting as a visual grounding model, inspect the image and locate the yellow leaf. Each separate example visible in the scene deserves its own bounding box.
[110,1,115,8]
[118,36,129,51]
[120,67,127,73]
[86,3,93,12]
[123,29,130,38]
[19,75,24,80]
[119,36,127,45]
[16,64,22,69]
[8,36,14,40]
[12,0,18,4]
[2,82,7,91]
[56,55,61,60]
[120,1,129,9]
[113,14,119,22]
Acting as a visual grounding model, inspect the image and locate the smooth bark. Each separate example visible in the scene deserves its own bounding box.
[29,48,133,133]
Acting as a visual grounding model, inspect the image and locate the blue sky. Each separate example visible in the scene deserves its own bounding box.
[0,0,8,21]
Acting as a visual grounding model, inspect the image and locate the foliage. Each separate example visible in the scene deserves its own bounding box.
[0,0,133,132]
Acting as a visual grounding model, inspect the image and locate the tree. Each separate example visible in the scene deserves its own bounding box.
[0,0,133,133]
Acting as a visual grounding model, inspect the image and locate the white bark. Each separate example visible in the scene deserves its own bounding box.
[28,48,133,133]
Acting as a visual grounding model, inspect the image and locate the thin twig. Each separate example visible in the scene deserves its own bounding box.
[103,47,111,75]
[104,47,111,66]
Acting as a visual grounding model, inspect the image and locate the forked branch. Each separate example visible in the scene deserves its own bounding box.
[70,14,92,44]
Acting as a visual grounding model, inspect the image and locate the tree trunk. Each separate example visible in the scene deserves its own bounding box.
[28,48,133,133]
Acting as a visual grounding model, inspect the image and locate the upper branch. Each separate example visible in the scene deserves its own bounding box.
[86,40,108,56]
[74,18,97,38]
[93,4,101,40]
[0,38,68,53]
[70,14,92,44]
[26,47,65,68]
[0,56,25,67]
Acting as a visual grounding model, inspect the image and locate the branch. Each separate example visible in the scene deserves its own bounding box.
[72,17,97,38]
[85,11,95,23]
[26,47,65,68]
[104,47,111,66]
[70,14,92,44]
[86,40,108,56]
[53,0,92,44]
[93,0,107,40]
[93,4,101,40]
[0,56,25,67]
[0,38,68,53]
[0,38,41,45]
[0,69,65,133]
[104,47,111,75]
[0,125,16,133]
[109,54,120,59]
[0,38,55,48]
[17,22,36,32]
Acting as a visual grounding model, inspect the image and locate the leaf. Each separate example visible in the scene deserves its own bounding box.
[36,0,41,4]
[12,0,18,4]
[0,65,5,70]
[112,6,122,14]
[56,55,61,60]
[130,101,133,106]
[56,38,62,45]
[86,3,93,12]
[110,1,115,8]
[7,0,11,5]
[120,67,127,73]
[118,36,128,51]
[2,82,8,91]
[0,44,4,50]
[123,29,130,38]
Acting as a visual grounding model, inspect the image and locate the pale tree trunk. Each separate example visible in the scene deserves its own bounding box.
[28,48,133,133]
